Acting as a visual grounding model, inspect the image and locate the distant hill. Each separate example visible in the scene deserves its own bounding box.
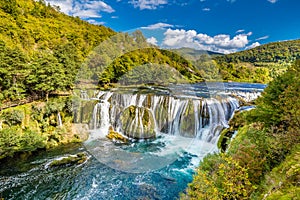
[215,39,300,64]
[172,47,223,61]
[209,39,300,83]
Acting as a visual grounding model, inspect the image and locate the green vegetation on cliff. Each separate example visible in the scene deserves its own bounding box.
[183,60,300,199]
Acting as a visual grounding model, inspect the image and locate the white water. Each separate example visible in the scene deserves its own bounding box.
[57,112,62,127]
[88,91,239,144]
[82,88,261,172]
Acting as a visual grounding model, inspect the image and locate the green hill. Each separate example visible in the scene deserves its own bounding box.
[0,0,115,103]
[210,39,300,83]
[215,39,300,63]
[172,47,223,61]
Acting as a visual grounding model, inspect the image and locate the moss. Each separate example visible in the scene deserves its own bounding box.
[49,153,87,167]
[106,126,128,143]
[121,105,156,139]
[0,98,88,160]
[217,111,248,152]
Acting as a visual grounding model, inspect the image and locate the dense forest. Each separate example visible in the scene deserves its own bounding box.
[0,0,115,104]
[183,60,300,199]
[1,0,300,106]
[214,40,300,82]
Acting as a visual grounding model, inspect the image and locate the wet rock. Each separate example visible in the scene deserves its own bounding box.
[121,105,156,139]
[106,126,128,143]
[180,100,196,138]
[49,153,87,167]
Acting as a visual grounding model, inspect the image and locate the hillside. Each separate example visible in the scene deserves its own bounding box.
[215,39,300,63]
[208,39,300,83]
[172,47,223,61]
[183,60,300,200]
[0,0,115,104]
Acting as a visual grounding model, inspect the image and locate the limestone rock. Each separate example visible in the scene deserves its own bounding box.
[121,105,156,139]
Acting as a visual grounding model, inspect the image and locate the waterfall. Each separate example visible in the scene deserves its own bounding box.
[80,90,89,100]
[57,112,62,127]
[88,90,241,144]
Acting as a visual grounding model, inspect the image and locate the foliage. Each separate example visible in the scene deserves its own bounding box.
[247,60,300,130]
[185,153,254,199]
[184,60,300,199]
[96,47,202,85]
[0,0,115,102]
[212,40,300,83]
[0,127,45,159]
[0,97,81,160]
[259,144,300,200]
[215,40,300,64]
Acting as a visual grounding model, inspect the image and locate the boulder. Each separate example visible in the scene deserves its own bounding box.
[49,153,87,167]
[121,105,156,139]
[106,126,128,143]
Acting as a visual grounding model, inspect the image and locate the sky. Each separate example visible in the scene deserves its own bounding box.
[46,0,300,54]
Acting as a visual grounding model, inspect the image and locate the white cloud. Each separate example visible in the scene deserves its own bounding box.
[45,0,115,18]
[162,28,252,54]
[87,19,105,25]
[146,37,158,45]
[256,35,269,41]
[236,29,245,33]
[129,0,168,10]
[202,8,210,11]
[141,22,174,30]
[268,0,278,3]
[246,42,260,49]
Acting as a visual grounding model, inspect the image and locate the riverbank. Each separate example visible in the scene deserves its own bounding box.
[0,97,89,161]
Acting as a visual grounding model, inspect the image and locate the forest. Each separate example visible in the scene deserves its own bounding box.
[1,0,300,107]
[183,60,300,199]
[0,0,299,199]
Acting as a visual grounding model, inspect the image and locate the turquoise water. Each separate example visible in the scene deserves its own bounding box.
[0,143,195,200]
[0,82,266,199]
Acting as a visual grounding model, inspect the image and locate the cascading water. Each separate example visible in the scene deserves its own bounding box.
[89,91,239,144]
[0,83,266,199]
[82,86,242,173]
[57,112,63,127]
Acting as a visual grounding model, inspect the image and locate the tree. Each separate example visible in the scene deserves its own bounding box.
[26,54,67,100]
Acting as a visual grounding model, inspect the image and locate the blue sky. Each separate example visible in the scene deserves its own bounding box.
[46,0,300,53]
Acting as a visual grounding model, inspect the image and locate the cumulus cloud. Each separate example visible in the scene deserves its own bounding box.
[162,29,252,54]
[268,0,278,3]
[146,37,158,45]
[246,42,260,49]
[129,0,168,10]
[45,0,115,18]
[141,22,174,30]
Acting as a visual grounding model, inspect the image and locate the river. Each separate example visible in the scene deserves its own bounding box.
[0,82,265,200]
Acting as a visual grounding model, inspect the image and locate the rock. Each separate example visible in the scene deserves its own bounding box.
[121,105,156,139]
[106,126,128,143]
[72,123,89,141]
[49,153,87,167]
[179,100,197,137]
